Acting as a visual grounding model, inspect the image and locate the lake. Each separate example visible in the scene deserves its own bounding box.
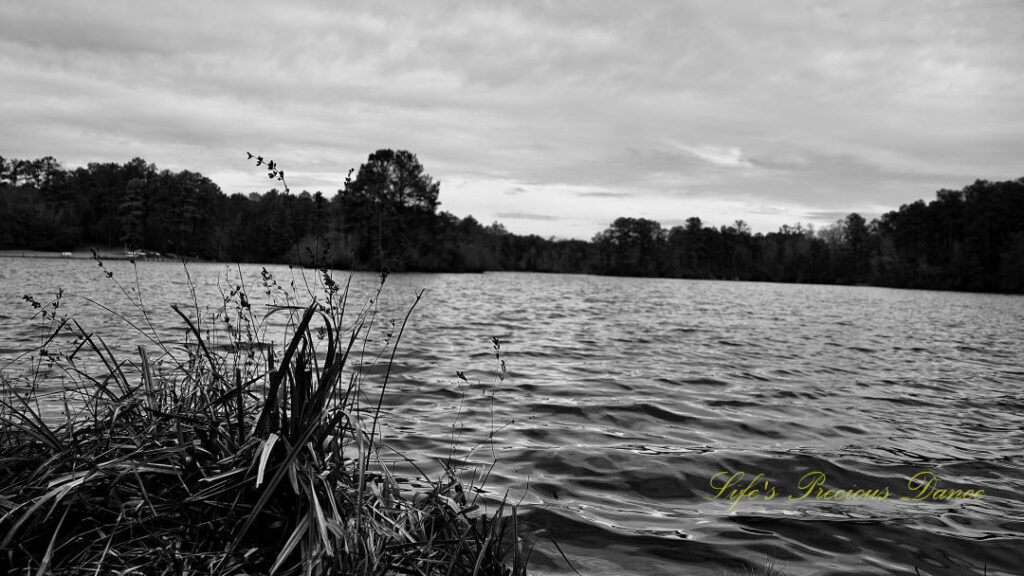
[1,255,1022,575]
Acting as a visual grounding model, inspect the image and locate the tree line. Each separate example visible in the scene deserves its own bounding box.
[1,151,1022,293]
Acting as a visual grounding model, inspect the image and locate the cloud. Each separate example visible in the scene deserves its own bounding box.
[574,191,630,198]
[1,0,1022,238]
[495,212,562,222]
[676,144,754,169]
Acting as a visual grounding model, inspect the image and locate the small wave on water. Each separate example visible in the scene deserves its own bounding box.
[1,259,1023,575]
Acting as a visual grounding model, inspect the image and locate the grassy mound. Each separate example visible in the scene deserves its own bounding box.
[0,272,526,575]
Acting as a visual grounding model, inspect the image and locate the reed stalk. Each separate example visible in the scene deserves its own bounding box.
[0,271,527,576]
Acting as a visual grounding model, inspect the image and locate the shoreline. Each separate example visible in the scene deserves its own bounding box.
[0,249,181,262]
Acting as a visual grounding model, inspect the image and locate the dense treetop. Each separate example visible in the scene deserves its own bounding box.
[1,151,1021,293]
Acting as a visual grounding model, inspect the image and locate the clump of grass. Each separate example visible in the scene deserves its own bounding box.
[0,267,527,575]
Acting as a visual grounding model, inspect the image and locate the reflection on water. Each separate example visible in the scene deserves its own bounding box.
[2,257,1023,575]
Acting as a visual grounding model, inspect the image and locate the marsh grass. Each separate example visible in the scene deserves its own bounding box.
[0,263,528,575]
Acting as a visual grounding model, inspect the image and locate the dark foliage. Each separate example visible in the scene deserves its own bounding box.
[1,154,1021,293]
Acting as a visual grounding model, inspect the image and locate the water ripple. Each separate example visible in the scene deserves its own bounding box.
[2,259,1023,574]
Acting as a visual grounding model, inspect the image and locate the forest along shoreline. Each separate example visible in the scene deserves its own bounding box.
[1,152,1022,293]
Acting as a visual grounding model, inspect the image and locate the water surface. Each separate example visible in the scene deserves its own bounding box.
[2,256,1022,575]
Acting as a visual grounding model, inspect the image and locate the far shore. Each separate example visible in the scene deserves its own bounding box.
[0,249,180,262]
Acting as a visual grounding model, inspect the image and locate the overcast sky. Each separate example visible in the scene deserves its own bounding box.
[2,1,1022,238]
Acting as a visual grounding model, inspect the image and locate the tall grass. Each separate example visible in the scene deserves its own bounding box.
[0,263,527,575]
